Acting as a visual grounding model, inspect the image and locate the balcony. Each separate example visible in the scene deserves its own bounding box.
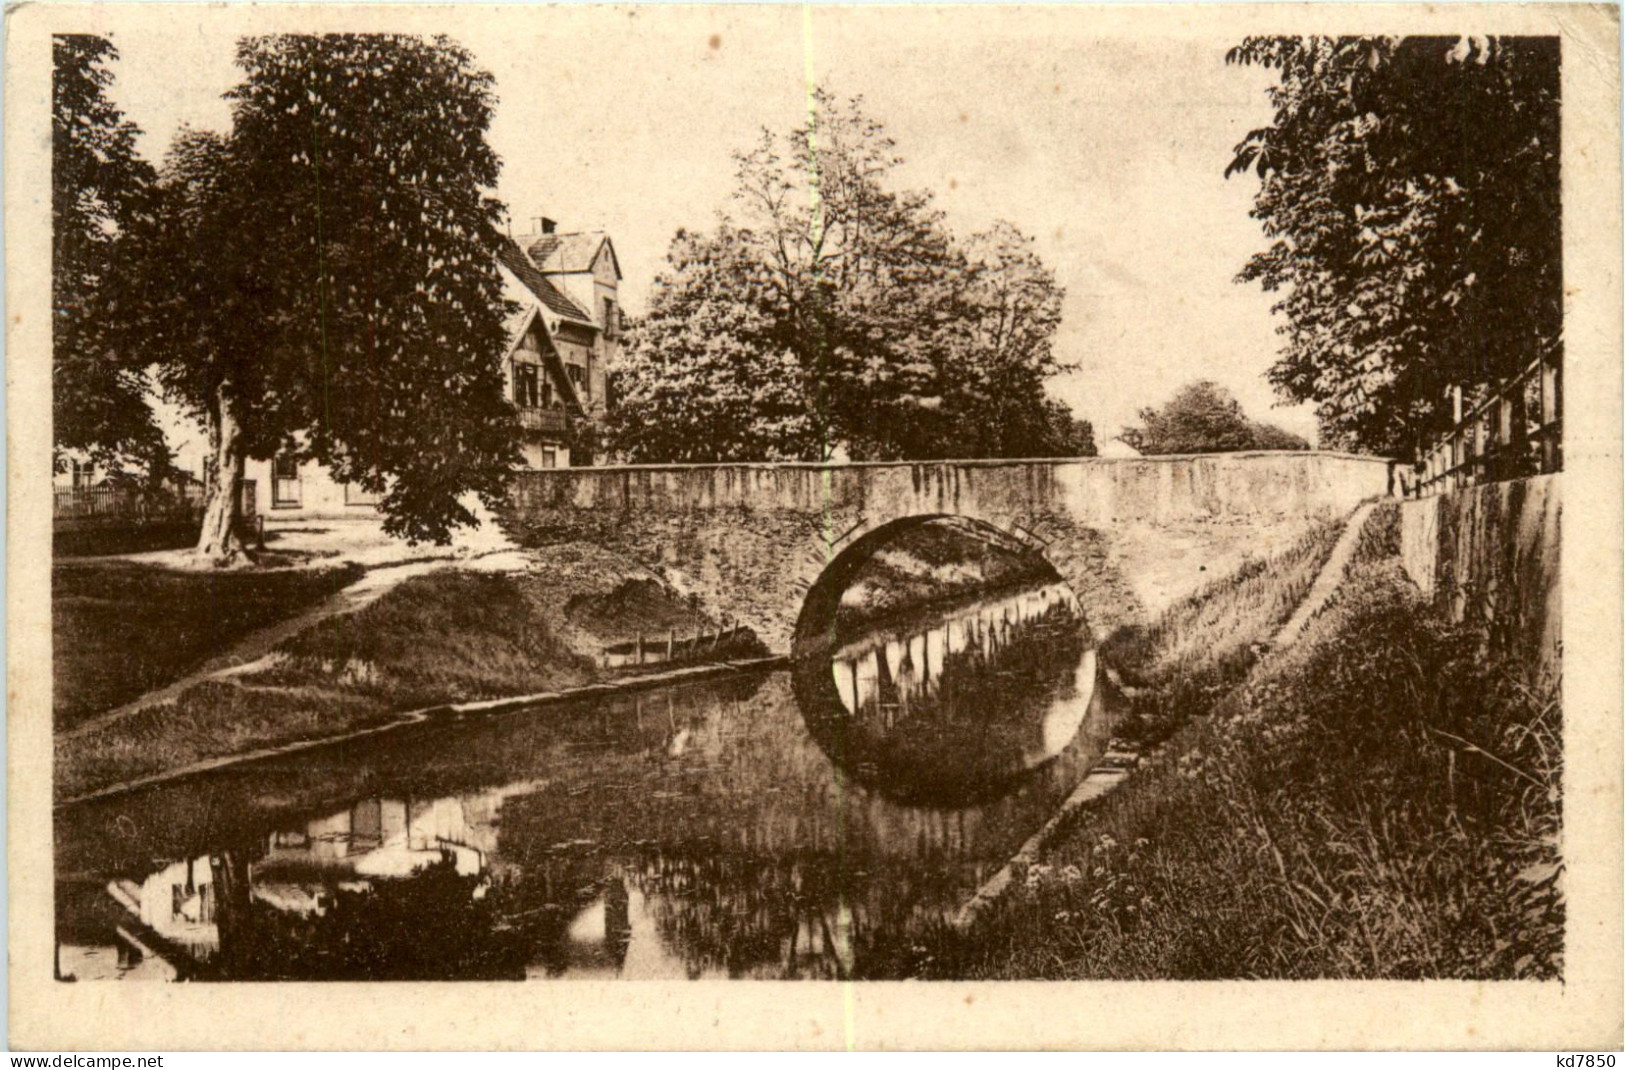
[516,405,568,434]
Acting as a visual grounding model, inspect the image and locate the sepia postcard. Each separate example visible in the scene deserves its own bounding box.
[6,1,1622,1051]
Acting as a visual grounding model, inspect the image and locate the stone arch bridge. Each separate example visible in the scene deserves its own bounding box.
[501,453,1395,651]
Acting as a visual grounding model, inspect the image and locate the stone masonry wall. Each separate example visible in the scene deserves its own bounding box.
[1399,475,1561,685]
[503,453,1395,652]
[509,453,1394,525]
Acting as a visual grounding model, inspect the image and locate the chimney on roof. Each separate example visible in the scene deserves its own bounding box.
[532,216,557,235]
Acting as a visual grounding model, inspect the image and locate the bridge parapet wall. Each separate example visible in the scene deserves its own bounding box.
[509,452,1394,526]
[503,452,1394,652]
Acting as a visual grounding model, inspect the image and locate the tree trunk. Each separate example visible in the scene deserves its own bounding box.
[195,381,247,565]
[209,848,255,979]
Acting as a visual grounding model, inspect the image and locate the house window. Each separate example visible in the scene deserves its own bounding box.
[603,297,619,339]
[345,481,382,507]
[567,364,588,401]
[514,362,540,409]
[272,454,302,508]
[541,447,558,469]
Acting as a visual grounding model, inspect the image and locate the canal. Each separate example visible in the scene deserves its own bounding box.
[56,568,1121,981]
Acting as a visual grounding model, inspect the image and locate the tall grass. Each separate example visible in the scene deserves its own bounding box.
[57,680,394,799]
[52,560,363,730]
[1100,516,1345,747]
[866,525,1562,980]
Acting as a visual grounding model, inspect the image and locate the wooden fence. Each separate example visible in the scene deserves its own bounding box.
[602,620,749,669]
[53,480,258,526]
[1406,350,1562,499]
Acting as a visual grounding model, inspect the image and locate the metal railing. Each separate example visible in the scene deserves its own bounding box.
[1406,350,1562,499]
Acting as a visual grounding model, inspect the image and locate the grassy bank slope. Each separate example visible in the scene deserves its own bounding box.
[248,570,598,706]
[53,559,364,731]
[880,506,1562,979]
[1100,516,1344,747]
[59,554,749,800]
[57,570,594,800]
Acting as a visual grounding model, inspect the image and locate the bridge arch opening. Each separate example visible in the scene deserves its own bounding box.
[790,514,1075,658]
[789,514,1102,806]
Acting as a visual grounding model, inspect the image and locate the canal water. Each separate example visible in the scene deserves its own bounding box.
[55,578,1118,982]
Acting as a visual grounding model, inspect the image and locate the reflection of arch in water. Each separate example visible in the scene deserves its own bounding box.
[792,616,1097,808]
[791,516,1097,807]
[829,581,1084,722]
[791,514,1074,662]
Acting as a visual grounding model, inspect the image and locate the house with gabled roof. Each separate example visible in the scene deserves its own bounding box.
[509,217,623,417]
[232,216,624,519]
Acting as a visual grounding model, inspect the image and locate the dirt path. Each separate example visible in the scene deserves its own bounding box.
[1270,500,1378,648]
[57,547,531,744]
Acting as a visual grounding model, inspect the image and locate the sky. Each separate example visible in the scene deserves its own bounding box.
[102,6,1318,446]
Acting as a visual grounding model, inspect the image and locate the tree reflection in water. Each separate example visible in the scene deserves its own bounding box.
[198,845,523,981]
[624,846,965,979]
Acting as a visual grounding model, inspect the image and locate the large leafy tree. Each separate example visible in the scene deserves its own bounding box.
[1047,410,1098,457]
[610,90,1086,463]
[119,34,518,562]
[608,227,814,462]
[52,35,167,480]
[1125,380,1309,455]
[729,89,959,459]
[1227,36,1560,456]
[941,222,1082,457]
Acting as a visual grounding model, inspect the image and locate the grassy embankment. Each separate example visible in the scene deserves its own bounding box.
[1099,515,1345,748]
[57,562,758,801]
[53,559,364,731]
[55,520,206,559]
[871,505,1563,979]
